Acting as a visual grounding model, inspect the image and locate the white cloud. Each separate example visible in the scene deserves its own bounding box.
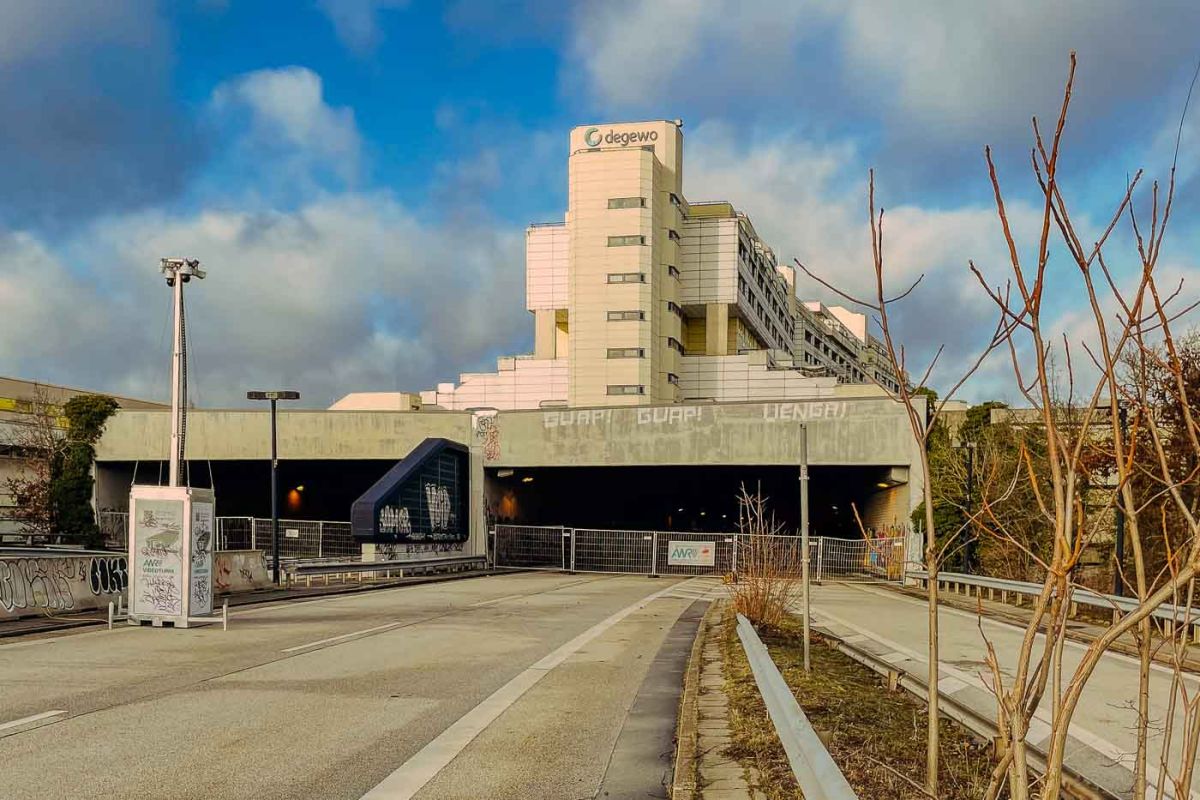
[568,0,1200,147]
[683,123,1053,398]
[210,67,362,184]
[1,194,528,408]
[315,0,409,54]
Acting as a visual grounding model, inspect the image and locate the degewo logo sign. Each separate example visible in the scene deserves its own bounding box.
[583,127,659,148]
[668,541,715,567]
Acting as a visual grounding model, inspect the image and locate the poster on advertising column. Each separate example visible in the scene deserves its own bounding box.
[190,502,214,616]
[132,499,184,617]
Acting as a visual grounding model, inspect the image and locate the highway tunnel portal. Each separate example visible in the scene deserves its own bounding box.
[94,395,924,553]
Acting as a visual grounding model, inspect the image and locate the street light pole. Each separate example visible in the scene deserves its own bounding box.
[247,390,300,585]
[160,258,204,487]
[800,423,811,673]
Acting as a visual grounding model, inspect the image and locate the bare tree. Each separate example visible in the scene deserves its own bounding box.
[2,386,64,541]
[959,52,1200,797]
[798,184,1012,796]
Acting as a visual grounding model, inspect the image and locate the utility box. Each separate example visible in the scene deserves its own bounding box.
[127,485,216,627]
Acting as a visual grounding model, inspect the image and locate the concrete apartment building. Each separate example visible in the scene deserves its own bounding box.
[414,120,899,412]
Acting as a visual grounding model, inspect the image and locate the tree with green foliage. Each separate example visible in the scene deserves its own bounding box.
[2,391,117,546]
[52,394,119,546]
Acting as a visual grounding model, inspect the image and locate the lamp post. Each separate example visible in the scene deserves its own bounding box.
[1113,401,1129,596]
[955,440,977,573]
[159,258,204,487]
[799,423,811,673]
[247,390,300,585]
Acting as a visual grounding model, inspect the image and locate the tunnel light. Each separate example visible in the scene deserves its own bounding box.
[497,469,514,478]
[699,511,706,516]
[876,482,890,489]
[295,485,305,492]
[522,476,534,483]
[677,507,684,513]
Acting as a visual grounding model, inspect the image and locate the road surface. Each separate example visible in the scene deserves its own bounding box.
[0,572,718,800]
[810,581,1200,798]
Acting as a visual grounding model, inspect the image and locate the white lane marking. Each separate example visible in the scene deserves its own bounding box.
[813,602,1193,800]
[0,710,67,736]
[469,594,526,608]
[359,578,692,800]
[281,621,405,653]
[843,581,1199,683]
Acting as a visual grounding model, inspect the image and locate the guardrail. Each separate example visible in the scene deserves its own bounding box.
[910,570,1200,641]
[286,555,487,587]
[816,618,1111,800]
[735,613,859,800]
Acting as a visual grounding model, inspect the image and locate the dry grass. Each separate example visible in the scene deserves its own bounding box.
[720,609,998,799]
[728,487,801,627]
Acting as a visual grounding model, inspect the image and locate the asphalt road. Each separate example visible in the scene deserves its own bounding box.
[0,572,718,800]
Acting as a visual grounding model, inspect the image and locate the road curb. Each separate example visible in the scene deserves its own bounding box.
[671,599,719,799]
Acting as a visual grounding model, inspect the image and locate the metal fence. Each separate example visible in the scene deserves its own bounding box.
[492,525,906,581]
[98,511,359,561]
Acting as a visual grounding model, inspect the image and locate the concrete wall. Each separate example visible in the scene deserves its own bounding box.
[96,409,473,461]
[488,396,923,471]
[0,550,127,621]
[212,550,272,594]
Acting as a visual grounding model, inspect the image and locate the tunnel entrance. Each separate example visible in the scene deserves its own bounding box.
[485,465,908,539]
[97,459,399,521]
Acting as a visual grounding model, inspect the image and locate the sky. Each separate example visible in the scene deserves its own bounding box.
[1,0,1199,408]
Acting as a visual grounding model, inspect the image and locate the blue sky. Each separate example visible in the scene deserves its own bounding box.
[1,0,1199,407]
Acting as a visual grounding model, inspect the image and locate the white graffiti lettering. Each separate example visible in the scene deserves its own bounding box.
[379,505,412,535]
[542,409,612,428]
[425,483,453,531]
[636,406,703,425]
[761,401,848,421]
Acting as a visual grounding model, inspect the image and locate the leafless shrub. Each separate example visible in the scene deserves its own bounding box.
[729,486,801,628]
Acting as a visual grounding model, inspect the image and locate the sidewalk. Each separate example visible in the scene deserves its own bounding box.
[808,581,1195,799]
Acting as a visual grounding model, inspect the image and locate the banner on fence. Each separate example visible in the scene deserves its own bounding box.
[668,540,715,567]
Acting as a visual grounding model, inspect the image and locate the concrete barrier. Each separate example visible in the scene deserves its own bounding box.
[0,549,275,621]
[0,550,128,622]
[213,550,272,594]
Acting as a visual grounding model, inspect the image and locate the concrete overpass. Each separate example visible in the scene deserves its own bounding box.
[94,394,925,546]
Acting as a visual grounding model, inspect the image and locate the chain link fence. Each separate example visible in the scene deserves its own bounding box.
[493,524,907,581]
[98,511,359,561]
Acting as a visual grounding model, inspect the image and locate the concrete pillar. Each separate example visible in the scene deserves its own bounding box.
[705,303,728,356]
[534,309,557,360]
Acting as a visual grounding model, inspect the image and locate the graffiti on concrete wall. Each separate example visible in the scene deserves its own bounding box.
[761,401,849,421]
[474,411,500,461]
[374,541,466,560]
[0,555,128,616]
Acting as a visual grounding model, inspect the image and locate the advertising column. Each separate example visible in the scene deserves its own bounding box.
[128,485,217,627]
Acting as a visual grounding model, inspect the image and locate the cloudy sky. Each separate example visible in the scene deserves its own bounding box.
[1,1,1198,407]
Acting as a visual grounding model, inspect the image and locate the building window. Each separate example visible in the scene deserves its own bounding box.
[667,265,680,279]
[608,197,646,209]
[607,384,645,396]
[667,337,684,354]
[607,347,645,359]
[607,272,646,284]
[607,310,645,321]
[607,235,646,247]
[667,373,680,385]
[667,229,681,242]
[666,301,683,316]
[669,192,682,208]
